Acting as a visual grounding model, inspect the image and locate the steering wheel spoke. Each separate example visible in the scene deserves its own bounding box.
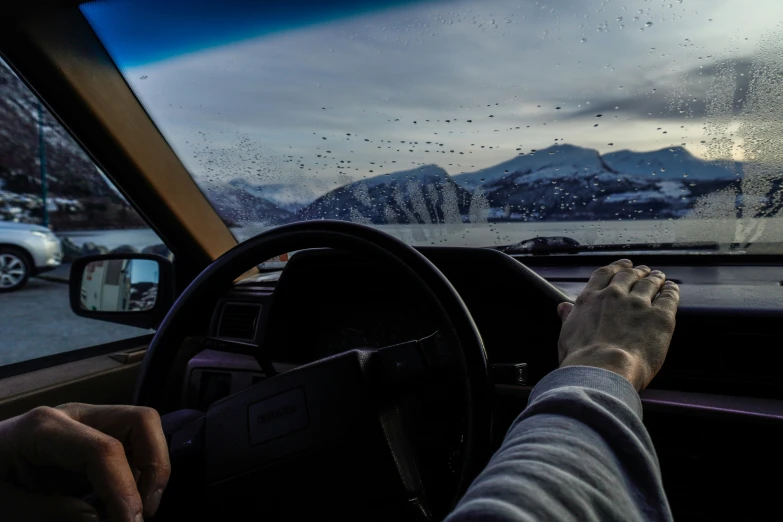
[186,335,277,376]
[376,396,432,520]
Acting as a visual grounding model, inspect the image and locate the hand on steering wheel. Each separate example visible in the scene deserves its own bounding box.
[0,403,170,522]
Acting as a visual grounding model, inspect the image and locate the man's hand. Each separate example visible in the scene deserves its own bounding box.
[556,259,680,391]
[0,403,170,522]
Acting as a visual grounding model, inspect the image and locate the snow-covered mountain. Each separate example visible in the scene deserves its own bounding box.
[603,146,739,181]
[297,164,472,224]
[205,183,294,226]
[446,144,741,221]
[226,180,316,212]
[206,144,747,225]
[452,144,609,189]
[0,50,760,230]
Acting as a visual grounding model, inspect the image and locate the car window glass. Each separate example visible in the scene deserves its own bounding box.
[82,0,783,255]
[0,58,168,368]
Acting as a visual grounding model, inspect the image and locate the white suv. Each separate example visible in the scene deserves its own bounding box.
[0,221,62,292]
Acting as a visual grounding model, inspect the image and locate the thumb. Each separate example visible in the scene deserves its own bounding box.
[556,302,574,323]
[0,482,99,522]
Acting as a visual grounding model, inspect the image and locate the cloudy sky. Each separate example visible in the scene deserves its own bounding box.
[82,0,783,196]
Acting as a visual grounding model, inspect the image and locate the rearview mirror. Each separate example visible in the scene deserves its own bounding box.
[70,254,174,329]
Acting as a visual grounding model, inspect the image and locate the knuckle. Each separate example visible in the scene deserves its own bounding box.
[604,284,625,298]
[593,266,614,277]
[652,308,676,328]
[663,319,676,333]
[94,435,125,459]
[54,402,81,415]
[660,291,680,304]
[134,406,161,425]
[575,292,590,305]
[159,455,173,474]
[629,295,649,309]
[634,279,653,290]
[24,406,60,426]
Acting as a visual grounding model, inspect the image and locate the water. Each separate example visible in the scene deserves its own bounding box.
[58,228,164,251]
[57,218,783,254]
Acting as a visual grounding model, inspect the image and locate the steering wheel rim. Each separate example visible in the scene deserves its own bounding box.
[136,220,492,510]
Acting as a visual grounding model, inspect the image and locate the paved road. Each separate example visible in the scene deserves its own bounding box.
[0,277,151,367]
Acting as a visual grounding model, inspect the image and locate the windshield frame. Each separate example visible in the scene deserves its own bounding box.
[0,5,241,283]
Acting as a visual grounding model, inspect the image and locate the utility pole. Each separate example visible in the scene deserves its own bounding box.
[37,99,49,228]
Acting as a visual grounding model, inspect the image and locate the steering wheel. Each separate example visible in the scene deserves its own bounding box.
[135,220,492,520]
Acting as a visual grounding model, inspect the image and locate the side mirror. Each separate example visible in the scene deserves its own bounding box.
[69,254,175,329]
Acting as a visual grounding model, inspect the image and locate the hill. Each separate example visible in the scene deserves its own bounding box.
[297,165,472,224]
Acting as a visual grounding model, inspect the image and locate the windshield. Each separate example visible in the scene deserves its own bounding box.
[81,0,783,253]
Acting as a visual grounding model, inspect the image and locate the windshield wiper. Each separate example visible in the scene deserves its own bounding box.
[495,236,721,255]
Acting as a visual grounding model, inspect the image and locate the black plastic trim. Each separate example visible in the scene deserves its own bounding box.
[495,384,783,425]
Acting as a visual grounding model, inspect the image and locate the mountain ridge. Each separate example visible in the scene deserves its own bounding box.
[293,144,744,224]
[0,57,757,229]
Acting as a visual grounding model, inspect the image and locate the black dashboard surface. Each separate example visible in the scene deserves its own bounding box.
[200,248,783,401]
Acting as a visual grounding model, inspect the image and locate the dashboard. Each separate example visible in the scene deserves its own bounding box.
[174,246,783,521]
[183,248,783,411]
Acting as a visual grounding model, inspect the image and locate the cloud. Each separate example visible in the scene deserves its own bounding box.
[568,58,755,120]
[93,0,783,193]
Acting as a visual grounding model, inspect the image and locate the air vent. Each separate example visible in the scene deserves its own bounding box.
[217,302,261,339]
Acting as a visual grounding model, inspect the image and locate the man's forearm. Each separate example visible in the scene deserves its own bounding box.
[446,366,673,522]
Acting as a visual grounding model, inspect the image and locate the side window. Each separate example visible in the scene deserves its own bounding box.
[0,58,167,368]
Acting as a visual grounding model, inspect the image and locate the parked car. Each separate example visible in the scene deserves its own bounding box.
[0,221,62,291]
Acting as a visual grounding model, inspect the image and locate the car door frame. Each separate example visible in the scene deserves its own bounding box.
[0,2,242,294]
[0,2,244,415]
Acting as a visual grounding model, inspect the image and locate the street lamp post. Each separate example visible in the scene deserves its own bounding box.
[37,99,49,228]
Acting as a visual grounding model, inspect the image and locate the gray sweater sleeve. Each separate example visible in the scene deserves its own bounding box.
[446,366,673,522]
